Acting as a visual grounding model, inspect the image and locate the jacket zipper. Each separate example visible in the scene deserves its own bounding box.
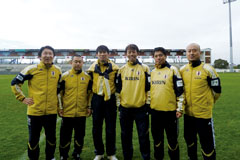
[45,69,49,115]
[75,74,78,117]
[190,66,193,115]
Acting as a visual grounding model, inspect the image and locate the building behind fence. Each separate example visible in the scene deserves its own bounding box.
[0,48,216,74]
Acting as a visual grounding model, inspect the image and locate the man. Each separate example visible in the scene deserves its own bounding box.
[87,45,119,160]
[11,46,62,160]
[116,44,150,160]
[150,47,184,160]
[180,43,221,160]
[58,55,92,160]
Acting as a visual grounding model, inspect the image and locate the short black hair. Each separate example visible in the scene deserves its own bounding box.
[96,45,109,54]
[125,44,139,53]
[153,47,167,56]
[72,55,82,60]
[38,45,55,57]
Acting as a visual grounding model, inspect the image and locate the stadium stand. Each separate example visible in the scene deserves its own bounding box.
[0,48,212,74]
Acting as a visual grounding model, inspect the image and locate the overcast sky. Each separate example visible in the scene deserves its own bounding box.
[0,0,239,64]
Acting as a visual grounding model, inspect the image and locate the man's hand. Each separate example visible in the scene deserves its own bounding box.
[22,98,34,105]
[87,108,92,117]
[176,111,182,118]
[58,109,64,117]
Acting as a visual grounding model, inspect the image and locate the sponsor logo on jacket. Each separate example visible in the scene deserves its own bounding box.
[152,80,166,85]
[125,77,140,80]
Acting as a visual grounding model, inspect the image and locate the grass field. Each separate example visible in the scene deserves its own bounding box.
[0,73,240,160]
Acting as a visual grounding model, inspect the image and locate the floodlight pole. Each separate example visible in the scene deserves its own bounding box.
[223,0,236,72]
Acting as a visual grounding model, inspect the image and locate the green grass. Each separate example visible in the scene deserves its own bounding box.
[0,73,240,160]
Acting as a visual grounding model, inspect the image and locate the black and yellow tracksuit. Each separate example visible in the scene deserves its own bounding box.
[116,60,150,108]
[87,59,119,156]
[116,60,150,160]
[11,61,62,116]
[11,61,61,160]
[150,62,184,160]
[88,60,119,101]
[180,60,221,160]
[58,69,92,160]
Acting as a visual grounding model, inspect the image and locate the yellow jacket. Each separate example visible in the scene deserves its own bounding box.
[11,62,62,116]
[150,62,184,112]
[116,60,150,108]
[59,69,92,117]
[180,61,221,119]
[87,60,119,101]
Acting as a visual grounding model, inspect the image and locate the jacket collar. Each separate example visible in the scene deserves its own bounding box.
[71,68,82,74]
[190,60,201,68]
[97,59,110,67]
[127,59,141,66]
[155,61,170,69]
[39,61,53,69]
[94,60,113,79]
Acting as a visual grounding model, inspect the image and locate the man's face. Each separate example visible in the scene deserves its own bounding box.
[186,44,201,62]
[126,49,138,63]
[97,51,109,63]
[71,56,83,71]
[154,51,166,65]
[40,48,54,65]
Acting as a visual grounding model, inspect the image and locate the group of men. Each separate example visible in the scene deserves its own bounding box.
[11,43,221,160]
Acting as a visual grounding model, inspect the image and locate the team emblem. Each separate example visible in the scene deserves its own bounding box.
[51,71,55,76]
[81,77,85,81]
[131,69,134,72]
[137,71,140,75]
[196,71,201,76]
[71,75,74,77]
[164,75,167,79]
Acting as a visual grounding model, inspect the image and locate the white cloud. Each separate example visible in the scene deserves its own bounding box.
[0,0,239,64]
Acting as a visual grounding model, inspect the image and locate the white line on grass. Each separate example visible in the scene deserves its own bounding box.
[18,118,61,160]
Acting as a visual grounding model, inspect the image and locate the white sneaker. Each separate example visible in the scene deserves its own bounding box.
[107,155,118,160]
[93,155,104,160]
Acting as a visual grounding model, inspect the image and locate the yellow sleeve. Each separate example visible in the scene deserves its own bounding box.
[203,64,221,102]
[11,84,25,102]
[172,66,185,113]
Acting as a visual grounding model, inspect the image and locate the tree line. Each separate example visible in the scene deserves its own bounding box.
[214,59,240,69]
